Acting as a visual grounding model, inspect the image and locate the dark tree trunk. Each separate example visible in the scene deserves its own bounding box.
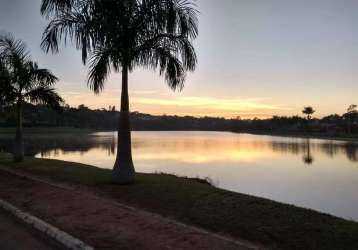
[112,64,135,184]
[14,99,24,162]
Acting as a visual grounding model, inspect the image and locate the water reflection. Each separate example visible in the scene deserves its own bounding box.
[1,132,357,163]
[0,132,358,221]
[303,139,314,165]
[269,139,358,163]
[0,134,115,158]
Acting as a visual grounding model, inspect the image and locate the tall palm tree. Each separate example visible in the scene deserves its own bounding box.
[41,0,198,184]
[0,33,63,162]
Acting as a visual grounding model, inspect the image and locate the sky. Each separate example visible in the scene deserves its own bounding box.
[0,0,357,119]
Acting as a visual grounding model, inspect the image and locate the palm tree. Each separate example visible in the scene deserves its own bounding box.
[0,33,63,162]
[41,0,198,184]
[302,106,315,120]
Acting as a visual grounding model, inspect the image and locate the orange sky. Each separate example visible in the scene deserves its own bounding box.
[62,90,290,119]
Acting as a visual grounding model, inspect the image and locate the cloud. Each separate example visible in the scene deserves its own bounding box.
[59,89,290,118]
[132,96,285,112]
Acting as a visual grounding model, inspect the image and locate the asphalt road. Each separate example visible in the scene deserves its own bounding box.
[0,210,61,250]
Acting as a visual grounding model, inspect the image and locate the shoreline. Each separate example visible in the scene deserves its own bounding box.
[0,154,358,250]
[1,126,357,142]
[235,130,358,142]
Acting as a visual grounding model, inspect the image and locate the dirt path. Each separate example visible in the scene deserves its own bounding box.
[0,210,61,250]
[0,170,259,250]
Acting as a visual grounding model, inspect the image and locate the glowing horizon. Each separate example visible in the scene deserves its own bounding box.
[58,86,350,119]
[60,88,292,119]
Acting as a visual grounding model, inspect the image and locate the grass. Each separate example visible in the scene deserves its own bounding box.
[1,154,358,250]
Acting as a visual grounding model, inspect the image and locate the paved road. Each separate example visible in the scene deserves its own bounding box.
[0,210,59,250]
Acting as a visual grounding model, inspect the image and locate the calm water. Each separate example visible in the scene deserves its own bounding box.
[1,131,358,221]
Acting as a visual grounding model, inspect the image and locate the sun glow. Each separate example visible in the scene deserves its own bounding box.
[61,90,287,119]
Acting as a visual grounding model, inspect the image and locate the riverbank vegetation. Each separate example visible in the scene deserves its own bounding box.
[1,103,358,140]
[0,154,357,250]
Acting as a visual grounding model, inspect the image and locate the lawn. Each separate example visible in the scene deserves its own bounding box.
[1,154,358,250]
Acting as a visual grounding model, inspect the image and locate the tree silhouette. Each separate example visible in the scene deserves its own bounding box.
[0,33,63,162]
[41,0,199,183]
[302,106,315,120]
[347,104,357,113]
[343,104,357,134]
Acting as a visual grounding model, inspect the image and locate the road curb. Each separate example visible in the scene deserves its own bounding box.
[0,198,94,250]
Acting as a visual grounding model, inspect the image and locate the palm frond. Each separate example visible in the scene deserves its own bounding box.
[27,61,59,88]
[24,86,64,110]
[1,32,62,109]
[0,33,30,62]
[0,33,33,92]
[138,46,186,91]
[132,0,198,90]
[174,0,199,39]
[41,0,199,93]
[0,33,31,71]
[41,0,78,17]
[87,46,112,94]
[41,5,92,63]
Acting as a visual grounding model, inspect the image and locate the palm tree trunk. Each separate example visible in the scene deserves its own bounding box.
[112,64,135,184]
[14,99,24,162]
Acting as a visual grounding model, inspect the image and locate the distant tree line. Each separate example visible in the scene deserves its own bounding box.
[1,103,357,137]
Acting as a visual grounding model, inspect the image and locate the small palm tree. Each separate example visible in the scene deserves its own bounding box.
[302,106,315,120]
[41,0,198,183]
[0,33,63,162]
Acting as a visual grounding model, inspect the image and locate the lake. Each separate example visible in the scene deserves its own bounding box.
[1,131,358,221]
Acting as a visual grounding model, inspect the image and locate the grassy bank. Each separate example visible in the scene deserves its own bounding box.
[0,154,358,250]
